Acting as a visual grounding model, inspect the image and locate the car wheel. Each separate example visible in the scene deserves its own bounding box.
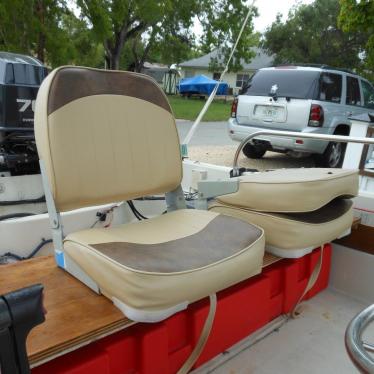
[242,143,266,159]
[318,141,346,168]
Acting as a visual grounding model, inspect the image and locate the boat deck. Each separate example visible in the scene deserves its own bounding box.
[195,289,373,374]
[0,256,132,366]
[0,253,281,367]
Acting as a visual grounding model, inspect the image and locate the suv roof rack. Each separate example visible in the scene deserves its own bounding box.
[274,63,357,75]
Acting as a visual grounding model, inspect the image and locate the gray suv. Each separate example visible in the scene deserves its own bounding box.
[228,65,374,167]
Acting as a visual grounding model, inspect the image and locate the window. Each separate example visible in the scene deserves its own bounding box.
[213,72,221,80]
[236,73,250,88]
[184,70,195,78]
[361,80,374,109]
[4,63,47,85]
[244,69,319,99]
[4,63,14,84]
[318,73,342,103]
[346,76,361,106]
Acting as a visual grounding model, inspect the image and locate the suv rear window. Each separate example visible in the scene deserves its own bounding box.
[243,69,319,99]
[361,80,374,109]
[346,76,361,106]
[318,73,342,103]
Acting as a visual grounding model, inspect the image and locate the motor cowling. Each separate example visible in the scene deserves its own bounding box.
[0,52,48,175]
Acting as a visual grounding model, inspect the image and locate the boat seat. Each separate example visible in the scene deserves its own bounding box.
[64,209,264,321]
[34,66,265,324]
[210,198,353,258]
[217,168,358,213]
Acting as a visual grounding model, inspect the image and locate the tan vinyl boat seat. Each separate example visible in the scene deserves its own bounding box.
[35,66,266,324]
[210,199,353,258]
[217,168,358,213]
[64,209,264,321]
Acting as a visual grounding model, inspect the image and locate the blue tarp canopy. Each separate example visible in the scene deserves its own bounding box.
[178,75,229,95]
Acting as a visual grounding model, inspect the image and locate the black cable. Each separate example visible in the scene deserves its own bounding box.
[1,238,52,263]
[0,213,36,221]
[0,196,45,206]
[127,200,148,220]
[131,201,148,220]
[135,196,166,201]
[127,201,144,220]
[24,239,52,259]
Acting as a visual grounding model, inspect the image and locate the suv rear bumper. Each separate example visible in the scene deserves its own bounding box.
[228,118,329,154]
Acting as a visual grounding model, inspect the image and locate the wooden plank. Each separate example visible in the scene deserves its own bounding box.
[0,253,281,367]
[334,224,374,255]
[0,256,131,365]
[263,252,281,267]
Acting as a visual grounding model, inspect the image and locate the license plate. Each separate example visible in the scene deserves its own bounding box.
[262,107,278,117]
[254,105,284,121]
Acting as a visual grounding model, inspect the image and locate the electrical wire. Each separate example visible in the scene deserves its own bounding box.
[127,200,148,220]
[91,205,119,228]
[0,196,45,206]
[0,238,52,263]
[0,212,36,221]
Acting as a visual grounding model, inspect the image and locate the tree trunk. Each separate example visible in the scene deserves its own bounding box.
[104,21,147,70]
[37,32,46,62]
[109,52,120,70]
[35,0,45,62]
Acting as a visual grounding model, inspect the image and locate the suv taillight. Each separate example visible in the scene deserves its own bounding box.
[308,104,324,127]
[231,98,238,118]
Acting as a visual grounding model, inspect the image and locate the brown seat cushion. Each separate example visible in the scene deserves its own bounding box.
[63,209,265,312]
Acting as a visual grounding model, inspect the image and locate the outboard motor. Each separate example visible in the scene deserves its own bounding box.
[0,52,48,175]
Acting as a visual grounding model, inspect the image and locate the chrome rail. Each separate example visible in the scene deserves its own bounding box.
[232,130,374,171]
[345,304,374,373]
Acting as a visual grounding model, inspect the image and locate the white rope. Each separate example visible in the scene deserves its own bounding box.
[177,294,217,374]
[182,0,256,146]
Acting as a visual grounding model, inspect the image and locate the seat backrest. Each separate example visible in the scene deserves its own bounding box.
[35,67,182,212]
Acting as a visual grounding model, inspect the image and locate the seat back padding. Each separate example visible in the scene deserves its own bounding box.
[35,67,182,211]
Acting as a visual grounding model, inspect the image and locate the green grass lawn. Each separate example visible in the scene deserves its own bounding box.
[167,95,232,121]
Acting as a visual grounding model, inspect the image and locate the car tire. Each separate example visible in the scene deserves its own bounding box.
[242,143,266,159]
[316,141,346,168]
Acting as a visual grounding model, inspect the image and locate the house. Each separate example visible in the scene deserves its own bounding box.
[141,62,169,84]
[178,48,273,94]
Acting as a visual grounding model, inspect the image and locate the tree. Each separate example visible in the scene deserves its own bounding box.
[60,12,105,68]
[0,0,33,54]
[339,0,374,77]
[77,0,173,70]
[0,0,80,66]
[199,0,259,73]
[76,0,258,71]
[262,0,368,71]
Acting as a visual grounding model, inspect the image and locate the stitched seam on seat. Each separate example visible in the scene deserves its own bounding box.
[237,171,357,185]
[217,192,356,213]
[67,209,220,245]
[63,230,264,276]
[210,202,353,226]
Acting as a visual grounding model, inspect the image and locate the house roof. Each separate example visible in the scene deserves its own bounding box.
[179,48,273,70]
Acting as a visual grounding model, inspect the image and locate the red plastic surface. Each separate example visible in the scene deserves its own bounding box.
[32,244,331,374]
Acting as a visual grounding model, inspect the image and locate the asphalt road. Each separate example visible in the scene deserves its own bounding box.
[176,120,234,146]
[176,120,315,170]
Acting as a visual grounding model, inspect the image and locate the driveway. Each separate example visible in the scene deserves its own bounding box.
[176,120,315,170]
[176,120,234,146]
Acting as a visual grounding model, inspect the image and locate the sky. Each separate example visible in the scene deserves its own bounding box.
[253,0,314,32]
[191,0,315,39]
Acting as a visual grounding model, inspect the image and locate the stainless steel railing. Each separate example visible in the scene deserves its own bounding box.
[345,304,374,373]
[232,130,374,172]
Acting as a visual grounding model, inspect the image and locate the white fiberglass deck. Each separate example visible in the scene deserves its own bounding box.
[194,289,373,374]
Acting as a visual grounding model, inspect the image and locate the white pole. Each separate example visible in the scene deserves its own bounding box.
[181,0,256,148]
